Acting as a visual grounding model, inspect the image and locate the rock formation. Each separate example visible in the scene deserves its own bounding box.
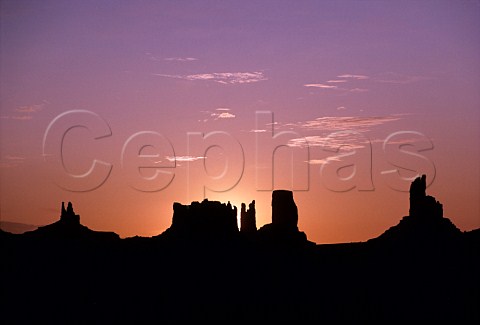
[60,201,80,224]
[165,199,239,241]
[240,200,256,233]
[371,174,460,245]
[409,174,443,219]
[158,191,312,247]
[257,190,313,247]
[22,202,119,241]
[271,190,298,231]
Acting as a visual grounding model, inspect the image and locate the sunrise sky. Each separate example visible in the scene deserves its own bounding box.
[1,0,479,243]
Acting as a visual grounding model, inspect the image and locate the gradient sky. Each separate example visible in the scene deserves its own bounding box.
[1,0,479,243]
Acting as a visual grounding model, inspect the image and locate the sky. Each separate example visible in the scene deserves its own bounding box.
[1,0,479,244]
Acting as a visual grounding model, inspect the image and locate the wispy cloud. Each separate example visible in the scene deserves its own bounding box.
[200,108,236,122]
[375,72,429,84]
[211,112,236,119]
[337,74,369,80]
[0,162,17,168]
[0,155,26,168]
[249,129,267,133]
[349,88,369,93]
[188,72,266,84]
[165,156,206,162]
[306,157,342,165]
[369,136,430,146]
[3,101,48,120]
[298,115,402,131]
[289,134,368,149]
[15,104,44,113]
[336,106,346,110]
[155,71,267,84]
[286,115,405,149]
[145,52,198,62]
[305,74,369,92]
[304,84,338,89]
[12,115,33,120]
[6,155,25,160]
[305,71,429,96]
[164,57,198,62]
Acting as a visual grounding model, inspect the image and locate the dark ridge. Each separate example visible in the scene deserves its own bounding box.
[22,201,119,242]
[0,181,478,322]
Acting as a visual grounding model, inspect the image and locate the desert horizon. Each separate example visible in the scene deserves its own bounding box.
[1,0,479,321]
[1,176,478,321]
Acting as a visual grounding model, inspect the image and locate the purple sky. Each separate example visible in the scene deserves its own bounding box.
[1,0,479,243]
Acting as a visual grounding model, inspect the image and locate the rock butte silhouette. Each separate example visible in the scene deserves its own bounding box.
[0,176,478,321]
[17,200,119,242]
[368,174,462,247]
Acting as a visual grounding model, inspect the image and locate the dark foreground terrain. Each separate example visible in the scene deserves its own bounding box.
[1,177,479,322]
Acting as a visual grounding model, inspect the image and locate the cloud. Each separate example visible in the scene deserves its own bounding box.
[164,57,198,62]
[249,129,267,133]
[165,156,206,162]
[6,155,25,160]
[12,115,33,120]
[288,134,368,149]
[306,157,342,165]
[0,162,18,168]
[155,71,267,84]
[304,84,338,89]
[336,106,346,110]
[305,74,369,93]
[201,108,236,121]
[337,74,369,80]
[369,136,430,146]
[15,104,44,113]
[375,73,429,84]
[145,52,198,62]
[218,112,236,119]
[350,88,369,93]
[187,72,266,84]
[0,155,26,168]
[285,115,405,149]
[154,73,182,79]
[145,52,160,61]
[211,112,236,119]
[298,115,402,132]
[5,102,48,121]
[307,72,428,93]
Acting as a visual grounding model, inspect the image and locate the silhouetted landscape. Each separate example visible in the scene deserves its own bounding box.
[1,176,479,321]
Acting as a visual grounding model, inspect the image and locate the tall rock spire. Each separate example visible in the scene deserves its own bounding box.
[409,175,443,219]
[240,200,256,233]
[271,190,298,231]
[60,201,80,224]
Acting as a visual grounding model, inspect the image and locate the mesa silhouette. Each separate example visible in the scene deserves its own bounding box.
[1,176,478,322]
